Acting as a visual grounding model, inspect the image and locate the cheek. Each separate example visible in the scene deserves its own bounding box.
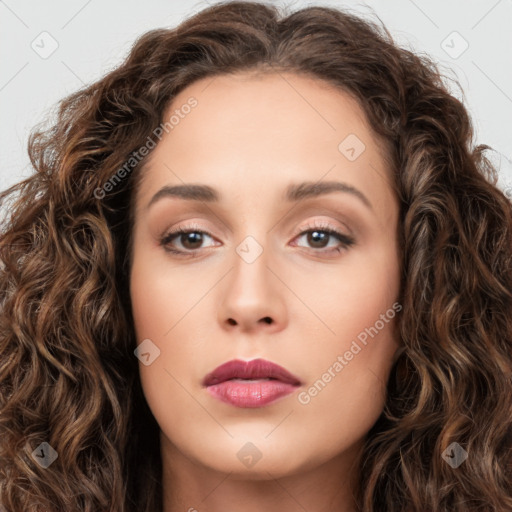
[129,248,213,408]
[129,246,204,340]
[290,317,398,465]
[130,263,204,448]
[292,243,400,426]
[303,242,400,354]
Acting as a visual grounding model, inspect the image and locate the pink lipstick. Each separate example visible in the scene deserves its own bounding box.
[202,358,302,408]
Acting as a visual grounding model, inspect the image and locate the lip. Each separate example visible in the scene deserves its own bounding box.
[202,358,302,408]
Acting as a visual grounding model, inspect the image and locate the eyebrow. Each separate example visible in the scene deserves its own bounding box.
[146,180,373,211]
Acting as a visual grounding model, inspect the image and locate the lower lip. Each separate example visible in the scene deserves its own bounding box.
[205,379,299,408]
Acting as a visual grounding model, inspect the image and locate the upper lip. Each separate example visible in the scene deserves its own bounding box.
[202,358,302,387]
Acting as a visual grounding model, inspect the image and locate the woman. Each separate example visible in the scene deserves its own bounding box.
[1,2,511,511]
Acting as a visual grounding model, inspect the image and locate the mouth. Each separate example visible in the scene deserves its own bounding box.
[202,358,302,408]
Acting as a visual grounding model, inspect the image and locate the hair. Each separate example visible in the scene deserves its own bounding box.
[1,1,511,510]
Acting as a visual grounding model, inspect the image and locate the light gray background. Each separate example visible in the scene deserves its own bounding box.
[1,0,511,195]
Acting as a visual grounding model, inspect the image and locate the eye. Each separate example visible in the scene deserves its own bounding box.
[159,222,217,257]
[292,221,355,255]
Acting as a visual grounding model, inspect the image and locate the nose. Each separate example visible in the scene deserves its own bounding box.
[217,241,287,334]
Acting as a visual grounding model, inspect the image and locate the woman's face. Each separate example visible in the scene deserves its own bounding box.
[130,71,401,479]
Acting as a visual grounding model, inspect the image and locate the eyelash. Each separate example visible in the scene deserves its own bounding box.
[159,220,356,258]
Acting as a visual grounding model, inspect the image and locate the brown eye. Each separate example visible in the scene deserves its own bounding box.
[160,228,216,254]
[294,226,355,254]
[177,231,204,250]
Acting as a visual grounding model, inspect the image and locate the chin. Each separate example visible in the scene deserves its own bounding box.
[190,436,324,479]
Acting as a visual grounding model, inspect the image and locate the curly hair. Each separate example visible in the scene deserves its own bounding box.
[1,1,511,510]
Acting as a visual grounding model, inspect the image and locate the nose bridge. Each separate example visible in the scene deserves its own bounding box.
[217,223,286,331]
[228,200,272,269]
[230,229,270,296]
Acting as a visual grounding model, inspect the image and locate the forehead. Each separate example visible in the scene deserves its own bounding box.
[134,71,395,216]
[166,71,374,155]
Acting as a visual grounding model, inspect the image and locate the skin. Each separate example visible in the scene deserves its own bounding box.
[129,71,402,512]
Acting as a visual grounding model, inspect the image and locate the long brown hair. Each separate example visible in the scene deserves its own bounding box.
[1,2,511,510]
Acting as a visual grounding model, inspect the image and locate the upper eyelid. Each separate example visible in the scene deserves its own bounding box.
[165,219,347,238]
